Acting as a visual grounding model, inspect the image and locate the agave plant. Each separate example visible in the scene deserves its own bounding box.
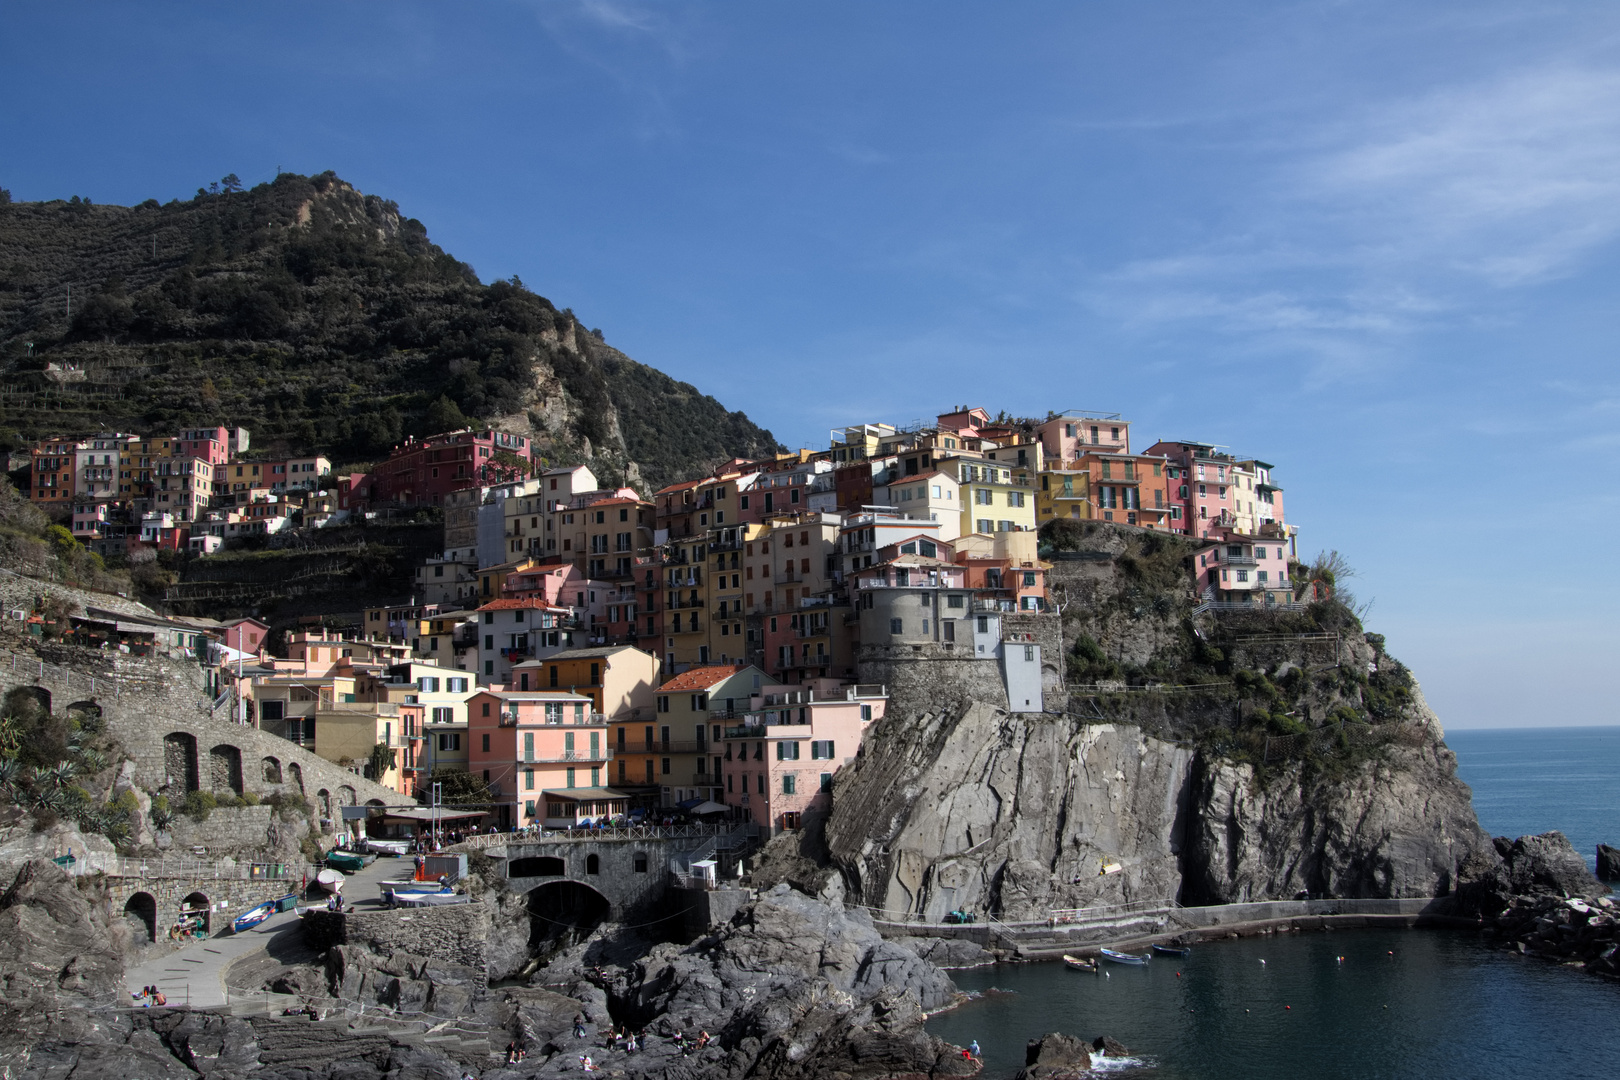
[40,761,77,790]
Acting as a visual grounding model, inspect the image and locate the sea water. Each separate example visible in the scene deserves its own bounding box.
[926,928,1620,1078]
[924,727,1620,1077]
[1446,725,1620,872]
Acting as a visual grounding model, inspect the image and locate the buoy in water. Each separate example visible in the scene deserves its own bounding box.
[1285,1005,1291,1010]
[1259,959,1267,965]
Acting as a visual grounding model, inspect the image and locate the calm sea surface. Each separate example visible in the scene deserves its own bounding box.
[1446,725,1620,872]
[925,727,1620,1078]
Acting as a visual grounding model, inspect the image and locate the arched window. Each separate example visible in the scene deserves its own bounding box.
[586,853,600,875]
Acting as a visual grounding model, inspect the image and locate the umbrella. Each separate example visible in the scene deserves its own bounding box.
[688,800,729,816]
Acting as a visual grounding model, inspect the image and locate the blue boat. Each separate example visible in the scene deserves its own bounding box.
[231,900,278,933]
[1151,943,1191,957]
[1099,948,1149,965]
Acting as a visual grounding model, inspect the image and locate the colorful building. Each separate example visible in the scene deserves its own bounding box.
[720,680,886,833]
[465,689,609,829]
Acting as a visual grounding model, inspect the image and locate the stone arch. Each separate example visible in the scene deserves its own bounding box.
[209,744,243,794]
[66,700,102,722]
[509,855,565,877]
[163,732,199,792]
[180,890,211,935]
[7,686,51,716]
[287,762,304,794]
[525,880,610,947]
[585,853,601,875]
[365,798,385,808]
[338,785,357,806]
[123,891,157,943]
[261,756,283,785]
[316,789,332,820]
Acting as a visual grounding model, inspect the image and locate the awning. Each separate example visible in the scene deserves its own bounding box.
[380,807,488,824]
[540,787,631,804]
[688,801,729,815]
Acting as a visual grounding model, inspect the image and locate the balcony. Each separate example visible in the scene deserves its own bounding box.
[795,623,830,639]
[685,774,721,788]
[708,534,744,552]
[1219,554,1259,566]
[1096,471,1142,484]
[621,739,708,755]
[725,724,767,739]
[520,750,612,763]
[668,596,706,609]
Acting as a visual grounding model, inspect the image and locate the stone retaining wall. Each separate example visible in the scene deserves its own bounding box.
[0,641,397,822]
[302,904,491,970]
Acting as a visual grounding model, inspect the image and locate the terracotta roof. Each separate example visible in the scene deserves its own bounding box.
[657,664,751,692]
[476,597,570,611]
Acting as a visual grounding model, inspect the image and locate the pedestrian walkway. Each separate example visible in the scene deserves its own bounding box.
[123,851,409,1009]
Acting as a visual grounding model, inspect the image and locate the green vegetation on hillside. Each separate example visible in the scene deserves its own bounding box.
[0,172,781,489]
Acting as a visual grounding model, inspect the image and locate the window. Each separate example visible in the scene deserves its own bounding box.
[525,767,535,790]
[1007,490,1025,507]
[783,774,797,795]
[662,757,671,774]
[448,677,468,693]
[481,734,490,752]
[776,741,801,760]
[974,488,993,505]
[810,739,836,759]
[757,773,766,794]
[890,618,903,635]
[821,773,833,793]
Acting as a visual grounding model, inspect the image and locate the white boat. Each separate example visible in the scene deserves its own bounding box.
[365,838,412,857]
[315,868,345,893]
[385,888,467,907]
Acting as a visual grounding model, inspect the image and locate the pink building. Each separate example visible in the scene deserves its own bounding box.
[1191,530,1296,605]
[1144,440,1287,539]
[223,617,271,656]
[502,560,588,607]
[465,689,614,829]
[1036,412,1131,464]
[720,680,887,833]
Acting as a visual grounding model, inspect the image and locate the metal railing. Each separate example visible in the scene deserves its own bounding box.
[63,853,319,881]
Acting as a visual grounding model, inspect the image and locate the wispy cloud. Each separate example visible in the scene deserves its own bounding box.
[1086,62,1620,364]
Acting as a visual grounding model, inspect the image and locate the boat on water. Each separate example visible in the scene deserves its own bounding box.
[325,851,366,873]
[1099,948,1149,966]
[1063,954,1098,972]
[1151,943,1191,957]
[315,868,345,892]
[232,900,278,933]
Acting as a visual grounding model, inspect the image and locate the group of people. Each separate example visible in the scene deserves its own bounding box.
[130,985,167,1007]
[504,1041,528,1064]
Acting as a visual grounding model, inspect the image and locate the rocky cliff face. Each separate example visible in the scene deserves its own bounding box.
[821,690,1487,918]
[806,524,1495,919]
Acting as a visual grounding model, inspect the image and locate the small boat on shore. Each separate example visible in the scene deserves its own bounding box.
[365,838,411,857]
[1063,954,1097,972]
[384,888,467,907]
[1100,948,1149,966]
[1151,943,1191,957]
[325,851,366,873]
[315,868,345,893]
[232,900,278,933]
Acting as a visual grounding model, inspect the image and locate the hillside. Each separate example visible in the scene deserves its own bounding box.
[0,173,781,489]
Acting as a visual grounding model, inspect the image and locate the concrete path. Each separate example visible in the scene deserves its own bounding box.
[123,852,420,1009]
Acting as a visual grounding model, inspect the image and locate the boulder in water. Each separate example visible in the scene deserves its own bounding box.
[1093,1035,1131,1056]
[1596,844,1620,883]
[1015,1032,1092,1079]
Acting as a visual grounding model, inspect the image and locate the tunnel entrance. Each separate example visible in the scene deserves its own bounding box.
[526,880,610,958]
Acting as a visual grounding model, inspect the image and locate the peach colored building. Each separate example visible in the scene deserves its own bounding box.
[465,689,611,829]
[720,680,887,833]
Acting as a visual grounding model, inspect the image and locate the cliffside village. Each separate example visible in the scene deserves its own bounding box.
[22,407,1298,837]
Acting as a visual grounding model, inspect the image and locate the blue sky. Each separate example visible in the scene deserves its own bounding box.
[5,1,1618,728]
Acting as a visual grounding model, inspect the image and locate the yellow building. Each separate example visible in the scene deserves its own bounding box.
[942,457,1038,537]
[624,664,763,805]
[312,700,422,796]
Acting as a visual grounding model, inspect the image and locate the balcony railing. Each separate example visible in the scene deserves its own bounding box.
[619,739,708,755]
[685,774,721,788]
[520,749,612,763]
[668,596,705,609]
[795,624,830,638]
[1219,554,1259,566]
[724,724,767,739]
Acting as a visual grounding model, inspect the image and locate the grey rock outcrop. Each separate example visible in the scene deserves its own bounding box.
[1180,707,1488,903]
[1014,1032,1091,1079]
[1595,843,1620,883]
[819,689,1489,918]
[0,859,131,1061]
